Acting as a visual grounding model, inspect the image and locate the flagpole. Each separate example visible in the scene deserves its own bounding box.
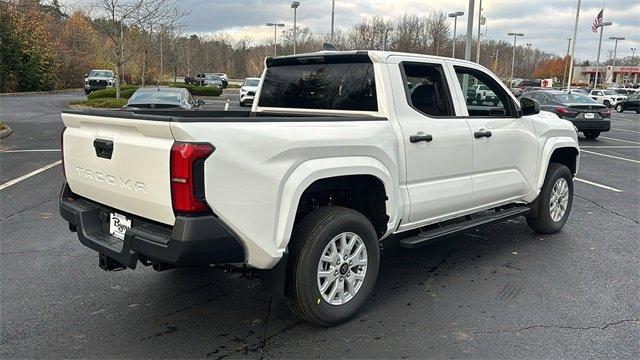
[566,0,581,89]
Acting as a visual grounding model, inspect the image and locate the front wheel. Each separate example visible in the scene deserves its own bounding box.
[527,163,573,234]
[616,104,624,113]
[584,131,601,139]
[84,89,91,95]
[286,206,380,326]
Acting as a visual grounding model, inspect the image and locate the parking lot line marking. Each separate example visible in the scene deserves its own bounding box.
[575,178,623,192]
[611,128,640,135]
[580,145,640,149]
[0,160,62,191]
[580,149,640,164]
[0,149,60,153]
[599,136,640,144]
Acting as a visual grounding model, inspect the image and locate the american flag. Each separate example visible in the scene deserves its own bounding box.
[592,9,603,33]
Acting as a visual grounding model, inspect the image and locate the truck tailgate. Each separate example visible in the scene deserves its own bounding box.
[62,112,175,225]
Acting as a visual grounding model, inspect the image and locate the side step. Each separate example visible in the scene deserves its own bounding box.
[399,206,530,249]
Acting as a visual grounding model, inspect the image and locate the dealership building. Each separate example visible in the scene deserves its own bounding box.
[571,65,640,86]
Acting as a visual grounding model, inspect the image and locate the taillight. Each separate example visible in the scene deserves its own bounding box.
[554,107,576,117]
[170,142,214,213]
[61,127,66,178]
[601,109,611,118]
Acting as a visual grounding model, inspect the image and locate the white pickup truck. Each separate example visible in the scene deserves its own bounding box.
[60,50,579,326]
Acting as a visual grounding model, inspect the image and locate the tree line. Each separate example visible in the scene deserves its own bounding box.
[5,0,635,93]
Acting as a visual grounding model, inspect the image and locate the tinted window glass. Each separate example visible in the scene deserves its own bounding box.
[552,93,598,104]
[454,66,514,117]
[244,79,260,86]
[401,62,454,117]
[259,62,377,111]
[128,90,182,105]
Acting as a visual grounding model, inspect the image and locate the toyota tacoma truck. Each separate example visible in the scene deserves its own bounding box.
[84,69,115,94]
[60,51,579,326]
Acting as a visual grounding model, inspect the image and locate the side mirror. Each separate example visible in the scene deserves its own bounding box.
[520,97,540,116]
[197,99,205,106]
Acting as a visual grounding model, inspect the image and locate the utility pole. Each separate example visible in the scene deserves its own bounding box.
[562,38,571,89]
[464,0,475,62]
[330,0,335,43]
[476,0,482,63]
[507,32,524,80]
[593,21,612,89]
[266,22,285,56]
[566,0,581,89]
[291,2,300,54]
[448,11,464,58]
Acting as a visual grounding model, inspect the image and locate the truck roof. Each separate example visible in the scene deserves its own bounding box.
[267,50,478,67]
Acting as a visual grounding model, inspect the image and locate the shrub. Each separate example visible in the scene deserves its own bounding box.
[69,98,128,108]
[162,83,222,97]
[87,85,138,99]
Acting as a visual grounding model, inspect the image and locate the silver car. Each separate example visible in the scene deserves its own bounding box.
[203,74,223,89]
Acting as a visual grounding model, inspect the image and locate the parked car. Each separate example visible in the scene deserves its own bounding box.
[522,90,610,139]
[611,87,640,96]
[562,88,590,96]
[589,89,627,108]
[124,87,204,110]
[510,87,523,97]
[202,73,223,89]
[615,93,640,113]
[467,84,499,105]
[239,77,260,106]
[60,50,579,326]
[184,76,198,85]
[195,73,205,85]
[213,73,229,88]
[84,69,115,94]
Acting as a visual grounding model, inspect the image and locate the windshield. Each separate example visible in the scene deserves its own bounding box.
[244,79,260,87]
[602,90,619,95]
[205,75,221,81]
[552,93,598,104]
[89,70,114,77]
[128,90,182,105]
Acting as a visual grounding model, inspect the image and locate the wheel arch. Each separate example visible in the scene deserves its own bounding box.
[534,140,579,195]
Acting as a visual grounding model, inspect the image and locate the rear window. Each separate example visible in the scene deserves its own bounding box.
[552,93,598,104]
[258,59,377,111]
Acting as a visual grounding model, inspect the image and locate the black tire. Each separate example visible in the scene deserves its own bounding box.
[84,89,91,95]
[603,100,611,108]
[584,131,601,139]
[238,101,244,107]
[476,94,482,105]
[286,206,380,326]
[616,104,624,113]
[636,110,640,114]
[526,163,573,234]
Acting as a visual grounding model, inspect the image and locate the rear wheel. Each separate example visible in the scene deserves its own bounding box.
[584,131,601,139]
[616,104,624,113]
[527,163,573,234]
[603,100,611,108]
[286,206,380,326]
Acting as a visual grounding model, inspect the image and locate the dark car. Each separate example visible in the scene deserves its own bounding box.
[522,90,611,139]
[124,87,204,110]
[184,76,198,85]
[615,93,640,113]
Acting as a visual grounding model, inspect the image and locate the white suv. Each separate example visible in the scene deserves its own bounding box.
[590,89,627,108]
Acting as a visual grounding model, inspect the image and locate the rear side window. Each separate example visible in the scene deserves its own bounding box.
[400,62,454,117]
[258,60,377,111]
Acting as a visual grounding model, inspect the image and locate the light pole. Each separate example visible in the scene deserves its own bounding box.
[476,0,483,63]
[566,0,581,89]
[562,38,571,89]
[330,0,335,43]
[266,22,285,57]
[632,47,637,59]
[464,0,475,62]
[609,36,625,85]
[448,11,464,58]
[507,32,524,80]
[291,1,300,54]
[593,21,612,89]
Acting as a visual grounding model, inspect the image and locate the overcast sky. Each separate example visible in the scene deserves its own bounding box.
[63,0,639,61]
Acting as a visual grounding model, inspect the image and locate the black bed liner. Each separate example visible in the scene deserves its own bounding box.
[61,109,387,123]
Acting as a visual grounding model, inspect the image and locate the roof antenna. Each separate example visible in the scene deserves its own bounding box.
[322,43,339,51]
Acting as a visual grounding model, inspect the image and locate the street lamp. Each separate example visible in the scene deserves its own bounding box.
[632,47,637,59]
[475,0,483,63]
[507,32,524,80]
[566,0,582,89]
[609,36,625,86]
[330,0,335,43]
[266,22,285,57]
[448,11,464,58]
[593,21,612,89]
[562,38,572,88]
[291,1,300,54]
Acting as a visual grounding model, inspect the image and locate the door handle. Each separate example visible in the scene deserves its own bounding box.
[410,133,433,143]
[474,130,492,139]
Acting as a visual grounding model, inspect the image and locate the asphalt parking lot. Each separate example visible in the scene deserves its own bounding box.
[1,91,638,359]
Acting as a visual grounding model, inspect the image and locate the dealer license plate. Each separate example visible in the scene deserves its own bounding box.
[109,213,131,240]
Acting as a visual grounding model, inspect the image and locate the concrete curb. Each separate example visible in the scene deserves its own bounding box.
[0,88,82,97]
[0,126,13,139]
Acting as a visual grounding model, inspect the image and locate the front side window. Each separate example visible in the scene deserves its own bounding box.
[454,66,516,117]
[400,62,454,117]
[258,59,377,111]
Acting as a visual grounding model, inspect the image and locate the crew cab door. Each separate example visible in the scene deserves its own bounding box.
[387,56,473,227]
[449,64,538,208]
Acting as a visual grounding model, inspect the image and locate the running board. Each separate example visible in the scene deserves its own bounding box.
[398,206,530,249]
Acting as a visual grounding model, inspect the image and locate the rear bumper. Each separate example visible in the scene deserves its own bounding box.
[59,183,245,269]
[568,119,611,132]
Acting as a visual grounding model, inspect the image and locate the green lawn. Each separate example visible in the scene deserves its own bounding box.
[69,98,128,108]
